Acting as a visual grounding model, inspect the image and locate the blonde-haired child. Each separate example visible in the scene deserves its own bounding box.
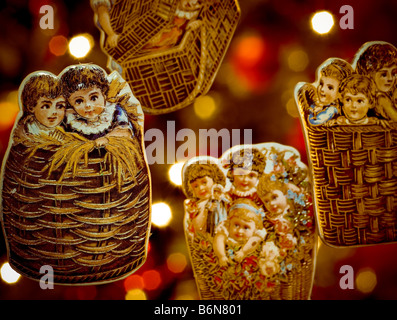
[213,198,266,267]
[309,58,353,125]
[183,160,228,237]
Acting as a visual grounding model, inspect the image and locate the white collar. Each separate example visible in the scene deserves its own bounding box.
[26,118,55,136]
[230,186,257,198]
[66,103,116,136]
[175,8,200,20]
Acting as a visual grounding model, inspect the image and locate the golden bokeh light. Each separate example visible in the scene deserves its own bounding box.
[311,11,335,34]
[0,101,19,130]
[69,34,93,58]
[194,95,217,120]
[286,98,299,118]
[151,202,172,228]
[125,289,147,300]
[0,262,21,284]
[167,252,187,274]
[287,49,309,72]
[356,268,377,294]
[168,162,185,186]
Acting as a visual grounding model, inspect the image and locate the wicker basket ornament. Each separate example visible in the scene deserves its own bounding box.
[0,64,151,285]
[182,143,316,300]
[295,41,397,247]
[91,0,241,114]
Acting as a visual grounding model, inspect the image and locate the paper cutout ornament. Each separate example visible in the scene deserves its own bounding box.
[91,0,241,114]
[182,143,316,300]
[0,64,151,284]
[295,41,397,247]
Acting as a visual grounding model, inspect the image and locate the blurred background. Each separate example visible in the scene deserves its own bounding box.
[1,0,397,300]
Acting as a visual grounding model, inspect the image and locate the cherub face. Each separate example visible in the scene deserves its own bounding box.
[68,86,106,121]
[262,189,288,216]
[373,65,397,93]
[318,76,340,105]
[232,168,259,192]
[190,176,214,200]
[33,96,66,128]
[229,216,256,243]
[342,92,371,122]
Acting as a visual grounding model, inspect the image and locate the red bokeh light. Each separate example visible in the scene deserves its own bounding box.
[124,275,145,291]
[142,270,162,291]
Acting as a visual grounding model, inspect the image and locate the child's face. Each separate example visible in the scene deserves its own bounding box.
[68,86,106,121]
[373,65,397,93]
[33,96,66,128]
[232,168,259,192]
[318,76,339,105]
[262,189,288,216]
[342,92,371,122]
[229,216,256,243]
[190,176,214,199]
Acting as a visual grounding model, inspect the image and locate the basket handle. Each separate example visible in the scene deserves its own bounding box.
[163,22,208,113]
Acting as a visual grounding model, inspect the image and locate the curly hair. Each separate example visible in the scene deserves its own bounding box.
[256,174,289,201]
[339,74,377,106]
[60,64,109,99]
[320,58,354,82]
[182,161,226,199]
[354,42,397,75]
[224,148,266,183]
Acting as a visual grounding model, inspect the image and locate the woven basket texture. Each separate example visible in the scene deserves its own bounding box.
[1,142,150,284]
[302,124,397,247]
[103,0,240,114]
[186,234,314,300]
[105,0,178,63]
